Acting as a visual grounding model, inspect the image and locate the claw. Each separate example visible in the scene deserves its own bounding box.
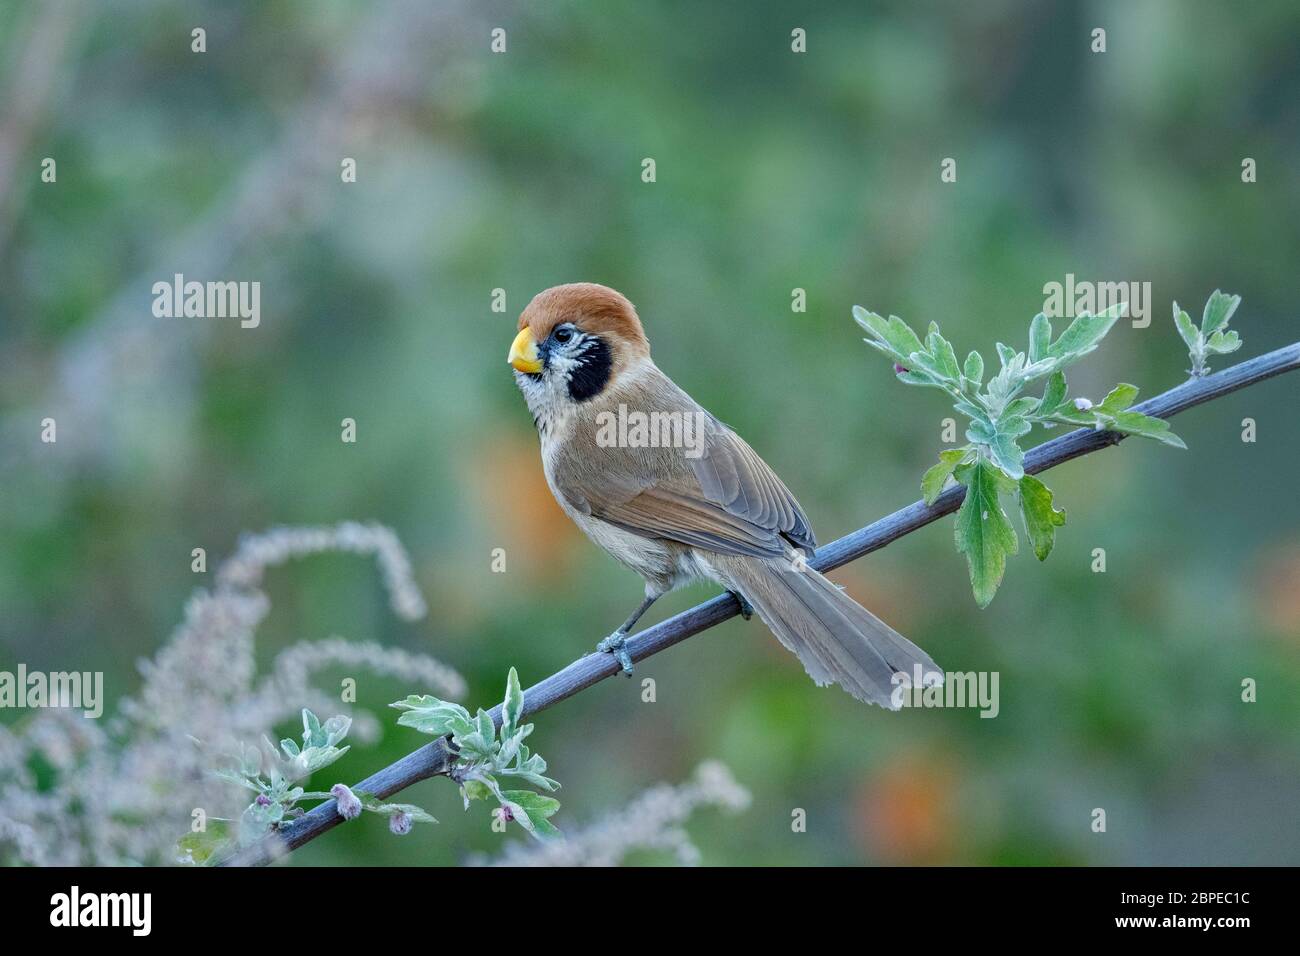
[730,590,754,621]
[596,631,634,675]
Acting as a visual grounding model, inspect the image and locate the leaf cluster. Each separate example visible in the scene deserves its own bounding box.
[854,293,1235,606]
[181,708,434,864]
[391,667,561,840]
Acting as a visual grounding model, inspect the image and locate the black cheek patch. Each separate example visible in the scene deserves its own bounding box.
[567,336,613,402]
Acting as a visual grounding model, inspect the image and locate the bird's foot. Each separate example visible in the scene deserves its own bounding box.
[596,631,634,675]
[730,590,754,621]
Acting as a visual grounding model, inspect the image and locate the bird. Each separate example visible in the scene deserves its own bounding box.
[506,282,942,708]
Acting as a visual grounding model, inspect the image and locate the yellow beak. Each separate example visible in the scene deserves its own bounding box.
[508,327,543,374]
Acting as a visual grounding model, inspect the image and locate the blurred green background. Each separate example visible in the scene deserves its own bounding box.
[1,0,1297,865]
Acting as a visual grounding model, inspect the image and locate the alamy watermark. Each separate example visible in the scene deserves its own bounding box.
[1043,273,1150,328]
[152,273,260,328]
[0,665,103,718]
[594,403,707,459]
[50,886,151,935]
[891,665,1000,717]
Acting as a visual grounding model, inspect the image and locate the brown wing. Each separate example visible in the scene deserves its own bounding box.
[558,404,816,559]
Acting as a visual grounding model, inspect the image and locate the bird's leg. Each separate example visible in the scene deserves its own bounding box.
[596,592,659,675]
[729,590,754,621]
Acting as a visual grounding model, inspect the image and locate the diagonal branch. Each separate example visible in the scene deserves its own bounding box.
[223,341,1300,866]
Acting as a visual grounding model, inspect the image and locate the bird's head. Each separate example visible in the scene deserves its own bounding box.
[508,283,650,405]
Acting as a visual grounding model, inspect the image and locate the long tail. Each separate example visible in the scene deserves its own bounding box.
[715,555,942,709]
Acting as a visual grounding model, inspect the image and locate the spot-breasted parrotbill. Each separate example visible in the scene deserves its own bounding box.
[508,283,942,707]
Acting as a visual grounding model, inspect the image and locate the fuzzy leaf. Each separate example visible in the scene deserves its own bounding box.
[500,790,563,841]
[461,779,493,802]
[295,743,349,777]
[926,324,961,380]
[359,796,437,824]
[501,667,524,739]
[1002,397,1040,419]
[457,733,497,761]
[963,350,984,384]
[1040,370,1067,412]
[1205,329,1241,355]
[177,820,233,866]
[954,461,1019,608]
[853,307,925,362]
[1109,410,1186,449]
[921,448,969,505]
[895,368,941,387]
[500,789,561,817]
[1173,304,1200,351]
[302,709,323,749]
[321,715,351,748]
[390,696,473,738]
[987,432,1026,480]
[476,708,495,742]
[954,398,991,425]
[1028,313,1052,364]
[1046,304,1123,360]
[1096,383,1140,413]
[966,419,996,445]
[1201,289,1241,336]
[1018,474,1066,561]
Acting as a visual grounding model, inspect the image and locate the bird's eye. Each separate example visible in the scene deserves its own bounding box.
[554,326,574,344]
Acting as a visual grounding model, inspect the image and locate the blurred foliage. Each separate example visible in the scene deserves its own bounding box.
[1,0,1297,865]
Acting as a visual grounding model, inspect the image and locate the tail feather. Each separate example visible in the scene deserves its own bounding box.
[717,556,942,709]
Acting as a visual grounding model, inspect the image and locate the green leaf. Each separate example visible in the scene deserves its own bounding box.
[302,709,323,749]
[1046,304,1123,360]
[1096,383,1139,413]
[238,743,262,777]
[476,708,495,742]
[527,815,563,840]
[965,419,995,445]
[238,800,281,847]
[906,348,959,385]
[295,743,349,777]
[321,715,351,748]
[1201,289,1240,336]
[853,307,925,362]
[504,769,561,792]
[177,821,233,866]
[1205,329,1241,355]
[500,789,561,817]
[1002,397,1040,419]
[1040,370,1067,412]
[1173,304,1200,352]
[1018,474,1066,561]
[926,324,961,380]
[895,368,941,387]
[461,779,493,802]
[987,432,1026,480]
[1110,410,1186,449]
[953,461,1019,608]
[921,448,969,505]
[963,350,984,384]
[359,796,438,824]
[970,417,1030,481]
[211,768,261,792]
[389,697,473,738]
[501,790,563,841]
[953,398,991,425]
[458,730,496,761]
[501,667,524,739]
[1028,313,1051,364]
